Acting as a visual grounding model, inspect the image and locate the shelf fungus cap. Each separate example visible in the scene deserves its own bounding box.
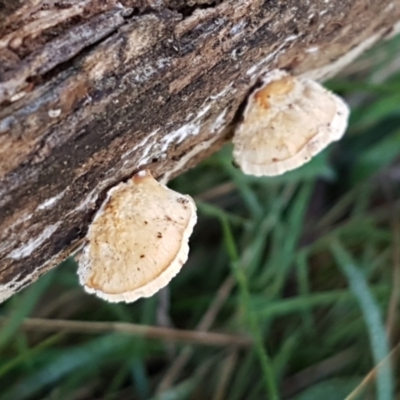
[78,170,197,303]
[233,69,350,176]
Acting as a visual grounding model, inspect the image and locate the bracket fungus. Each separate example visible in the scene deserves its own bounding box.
[77,170,197,303]
[233,69,350,177]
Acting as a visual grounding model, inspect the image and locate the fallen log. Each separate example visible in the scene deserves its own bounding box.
[1,0,399,302]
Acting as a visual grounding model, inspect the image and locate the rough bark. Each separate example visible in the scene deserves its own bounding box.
[0,0,399,302]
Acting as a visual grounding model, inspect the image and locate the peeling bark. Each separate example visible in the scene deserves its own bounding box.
[1,0,400,302]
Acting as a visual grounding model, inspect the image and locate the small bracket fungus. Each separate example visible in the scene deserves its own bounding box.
[233,69,350,176]
[78,170,197,303]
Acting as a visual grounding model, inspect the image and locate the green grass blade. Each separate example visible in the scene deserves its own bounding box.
[219,216,280,400]
[268,181,314,297]
[330,239,393,400]
[351,128,400,183]
[196,201,248,227]
[223,162,263,219]
[294,377,363,400]
[0,334,63,378]
[3,334,131,400]
[350,93,400,131]
[296,251,314,332]
[0,272,54,351]
[130,359,150,400]
[254,286,389,318]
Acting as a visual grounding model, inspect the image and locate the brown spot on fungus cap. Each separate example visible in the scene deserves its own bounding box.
[78,170,197,303]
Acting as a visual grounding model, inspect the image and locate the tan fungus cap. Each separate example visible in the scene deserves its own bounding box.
[78,170,197,303]
[233,69,350,176]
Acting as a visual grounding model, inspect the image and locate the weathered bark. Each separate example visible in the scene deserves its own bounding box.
[0,0,399,302]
